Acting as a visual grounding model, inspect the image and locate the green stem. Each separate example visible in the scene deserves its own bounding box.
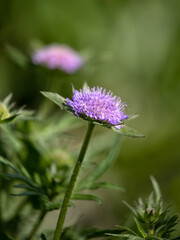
[26,210,46,240]
[54,122,95,240]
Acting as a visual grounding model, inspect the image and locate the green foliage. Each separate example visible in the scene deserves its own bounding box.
[0,96,126,239]
[108,177,180,240]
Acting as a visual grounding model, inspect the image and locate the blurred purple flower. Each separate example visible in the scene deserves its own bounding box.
[66,87,129,128]
[32,44,84,73]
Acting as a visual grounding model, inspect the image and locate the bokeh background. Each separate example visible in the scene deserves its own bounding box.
[1,0,180,235]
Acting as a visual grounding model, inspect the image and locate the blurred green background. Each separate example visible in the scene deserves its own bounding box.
[0,0,180,235]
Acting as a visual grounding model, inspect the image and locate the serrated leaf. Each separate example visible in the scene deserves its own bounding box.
[134,218,147,238]
[72,193,102,204]
[88,181,124,191]
[111,126,145,138]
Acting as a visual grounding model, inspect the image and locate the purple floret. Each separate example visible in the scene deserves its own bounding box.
[32,44,84,73]
[67,87,129,128]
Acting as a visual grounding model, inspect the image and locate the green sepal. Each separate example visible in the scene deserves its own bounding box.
[71,193,103,204]
[111,125,145,138]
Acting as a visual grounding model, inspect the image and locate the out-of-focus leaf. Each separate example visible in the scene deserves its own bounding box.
[0,156,21,173]
[0,231,14,240]
[72,193,102,204]
[86,228,125,238]
[10,190,43,196]
[5,44,28,68]
[126,114,139,121]
[13,183,38,191]
[0,114,20,124]
[107,233,143,239]
[88,181,124,191]
[150,176,161,202]
[115,226,138,236]
[123,201,137,216]
[2,93,13,106]
[146,237,165,240]
[40,234,47,240]
[134,218,147,238]
[77,135,122,191]
[111,126,145,138]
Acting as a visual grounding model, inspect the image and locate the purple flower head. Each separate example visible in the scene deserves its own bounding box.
[32,44,84,73]
[66,87,129,128]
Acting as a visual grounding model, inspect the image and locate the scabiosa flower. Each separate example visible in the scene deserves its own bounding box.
[66,87,129,129]
[41,84,144,137]
[32,44,84,73]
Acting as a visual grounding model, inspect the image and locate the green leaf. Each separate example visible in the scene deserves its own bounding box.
[3,173,39,189]
[111,126,145,138]
[88,181,124,191]
[134,218,147,238]
[150,176,161,202]
[123,201,137,216]
[10,190,43,196]
[0,156,21,173]
[0,114,20,124]
[126,114,139,121]
[115,226,138,236]
[13,183,39,192]
[5,44,28,68]
[72,193,103,204]
[77,135,123,191]
[146,237,165,240]
[86,228,125,238]
[41,91,67,109]
[0,231,14,240]
[2,93,13,105]
[107,233,143,240]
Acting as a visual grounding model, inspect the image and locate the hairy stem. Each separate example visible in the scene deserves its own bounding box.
[54,122,95,240]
